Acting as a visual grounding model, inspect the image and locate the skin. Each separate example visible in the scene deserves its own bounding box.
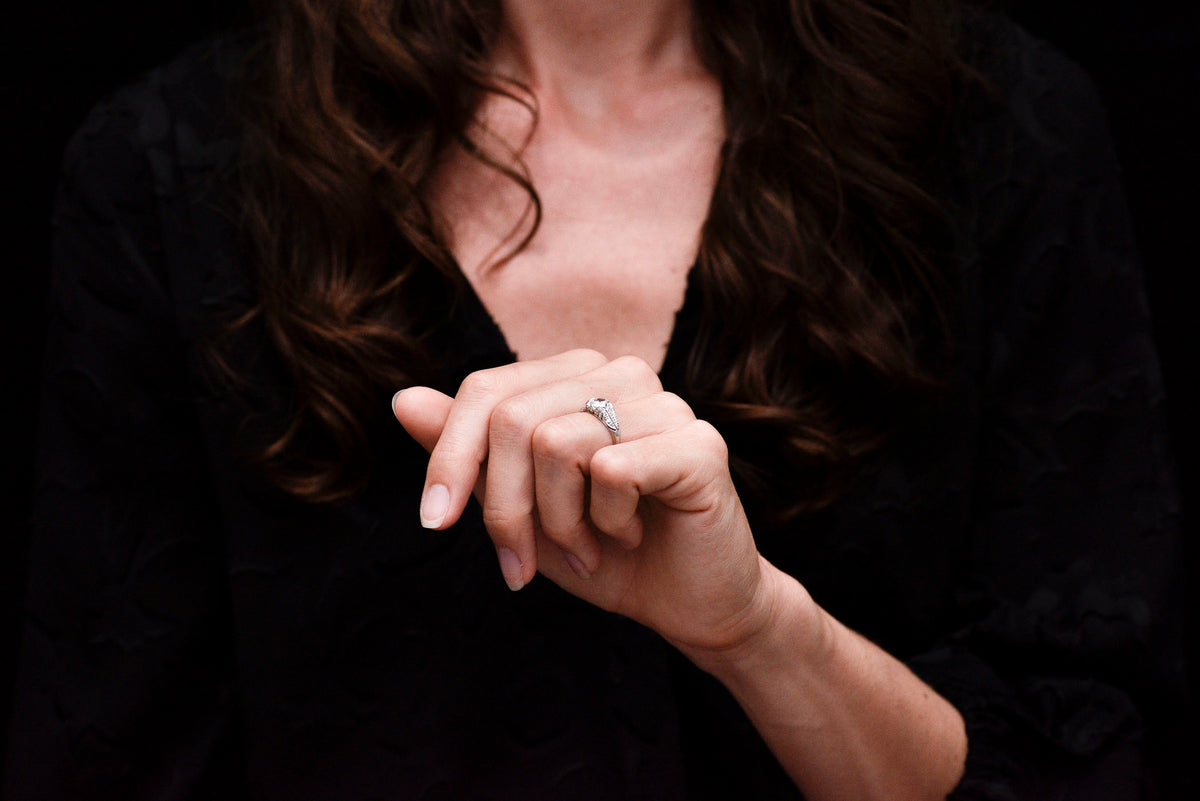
[394,1,968,798]
[426,0,722,370]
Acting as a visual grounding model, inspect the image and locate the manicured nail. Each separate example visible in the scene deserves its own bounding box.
[565,552,592,580]
[497,547,525,592]
[420,484,449,529]
[390,390,404,415]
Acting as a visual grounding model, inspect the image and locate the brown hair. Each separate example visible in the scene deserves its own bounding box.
[214,0,964,519]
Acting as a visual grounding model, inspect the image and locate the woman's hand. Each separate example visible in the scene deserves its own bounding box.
[391,349,776,656]
[394,349,967,799]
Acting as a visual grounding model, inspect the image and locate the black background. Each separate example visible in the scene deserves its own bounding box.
[3,0,1196,791]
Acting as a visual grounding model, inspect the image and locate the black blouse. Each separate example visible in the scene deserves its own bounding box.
[5,12,1184,801]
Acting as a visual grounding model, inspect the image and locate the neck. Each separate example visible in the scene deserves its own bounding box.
[495,0,701,91]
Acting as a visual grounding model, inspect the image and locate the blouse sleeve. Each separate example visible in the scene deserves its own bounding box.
[3,90,243,799]
[910,23,1184,800]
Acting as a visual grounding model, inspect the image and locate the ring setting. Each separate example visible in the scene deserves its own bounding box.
[584,398,620,442]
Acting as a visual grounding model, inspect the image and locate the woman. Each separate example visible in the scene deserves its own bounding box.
[6,0,1181,798]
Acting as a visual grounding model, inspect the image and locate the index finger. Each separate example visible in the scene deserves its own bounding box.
[419,349,608,531]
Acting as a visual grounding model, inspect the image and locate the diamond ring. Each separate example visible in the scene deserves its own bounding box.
[584,398,620,443]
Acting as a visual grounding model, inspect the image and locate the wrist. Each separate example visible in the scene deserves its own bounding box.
[678,559,832,683]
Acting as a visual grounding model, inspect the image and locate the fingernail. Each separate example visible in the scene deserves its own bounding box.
[420,484,449,529]
[565,552,592,580]
[390,390,404,415]
[497,547,525,591]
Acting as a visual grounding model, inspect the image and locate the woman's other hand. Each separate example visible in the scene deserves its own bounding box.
[391,349,780,657]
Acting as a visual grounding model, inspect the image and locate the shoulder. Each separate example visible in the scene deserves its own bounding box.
[941,11,1152,398]
[62,32,248,200]
[944,9,1135,284]
[951,8,1118,187]
[55,33,252,337]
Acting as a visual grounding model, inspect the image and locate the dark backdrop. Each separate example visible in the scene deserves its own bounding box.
[3,0,1196,792]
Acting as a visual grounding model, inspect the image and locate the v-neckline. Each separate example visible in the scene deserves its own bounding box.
[442,261,702,395]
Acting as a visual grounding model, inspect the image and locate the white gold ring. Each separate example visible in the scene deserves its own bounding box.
[584,398,620,443]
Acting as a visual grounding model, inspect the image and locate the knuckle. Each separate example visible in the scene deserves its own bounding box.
[427,428,484,470]
[612,355,661,390]
[589,447,630,485]
[458,368,503,401]
[531,418,580,463]
[567,348,608,367]
[658,391,697,421]
[691,420,729,460]
[490,395,537,437]
[481,505,531,542]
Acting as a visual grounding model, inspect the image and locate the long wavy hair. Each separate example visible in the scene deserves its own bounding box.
[213,0,965,519]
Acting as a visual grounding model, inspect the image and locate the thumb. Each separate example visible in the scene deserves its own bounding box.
[391,387,454,453]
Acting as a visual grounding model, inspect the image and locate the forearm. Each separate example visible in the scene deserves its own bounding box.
[680,559,967,801]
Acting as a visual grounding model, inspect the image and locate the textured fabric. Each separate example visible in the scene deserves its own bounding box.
[5,12,1183,801]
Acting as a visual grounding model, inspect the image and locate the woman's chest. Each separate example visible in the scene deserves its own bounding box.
[460,232,696,369]
[431,118,721,369]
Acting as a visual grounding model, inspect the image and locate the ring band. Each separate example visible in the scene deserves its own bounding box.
[584,398,620,443]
